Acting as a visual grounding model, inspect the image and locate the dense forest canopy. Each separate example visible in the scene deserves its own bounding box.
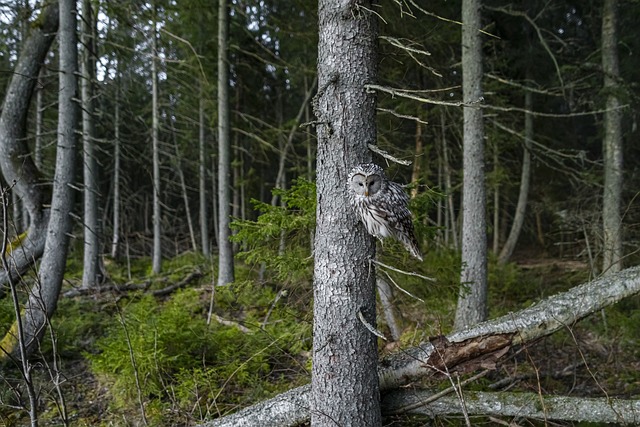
[0,0,640,426]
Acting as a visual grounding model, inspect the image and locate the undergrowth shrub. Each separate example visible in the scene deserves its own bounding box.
[88,286,311,424]
[230,177,316,285]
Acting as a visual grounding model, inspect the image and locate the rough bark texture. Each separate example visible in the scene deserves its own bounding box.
[200,266,640,427]
[382,390,640,424]
[311,1,380,425]
[455,0,488,330]
[602,0,623,274]
[0,1,58,292]
[217,0,234,286]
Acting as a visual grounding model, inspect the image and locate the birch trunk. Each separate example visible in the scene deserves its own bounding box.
[311,1,380,425]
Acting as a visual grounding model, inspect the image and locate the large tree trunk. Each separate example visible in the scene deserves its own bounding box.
[81,0,101,288]
[201,265,640,427]
[454,0,488,330]
[498,86,533,265]
[601,0,623,274]
[311,1,380,426]
[217,0,234,286]
[0,1,58,294]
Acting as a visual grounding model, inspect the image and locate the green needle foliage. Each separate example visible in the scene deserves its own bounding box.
[231,178,316,284]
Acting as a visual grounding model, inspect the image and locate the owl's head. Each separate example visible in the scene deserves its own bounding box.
[348,163,386,197]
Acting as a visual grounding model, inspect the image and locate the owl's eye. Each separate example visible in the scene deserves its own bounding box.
[358,182,364,186]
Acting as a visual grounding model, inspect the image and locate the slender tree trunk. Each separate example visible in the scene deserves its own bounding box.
[232,77,242,225]
[151,13,162,274]
[602,0,623,274]
[111,79,121,259]
[199,89,210,257]
[18,0,78,358]
[312,1,380,426]
[441,110,458,250]
[377,278,402,341]
[217,0,234,285]
[410,117,423,199]
[455,0,488,330]
[81,0,101,288]
[171,117,198,252]
[211,155,219,248]
[498,87,533,265]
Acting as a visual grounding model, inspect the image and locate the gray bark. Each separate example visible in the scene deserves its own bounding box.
[0,1,58,293]
[199,89,210,257]
[455,0,488,330]
[602,0,623,274]
[200,265,640,427]
[498,87,533,264]
[377,277,402,341]
[440,110,458,249]
[81,0,101,288]
[111,80,122,259]
[171,118,197,252]
[151,14,162,274]
[35,68,45,171]
[19,0,78,357]
[217,0,234,285]
[311,1,380,426]
[382,390,640,424]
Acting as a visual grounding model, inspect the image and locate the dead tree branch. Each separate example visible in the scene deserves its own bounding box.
[199,265,640,427]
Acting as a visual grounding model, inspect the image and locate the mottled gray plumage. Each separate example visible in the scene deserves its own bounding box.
[347,163,423,261]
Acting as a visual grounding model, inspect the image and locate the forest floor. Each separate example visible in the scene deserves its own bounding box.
[2,250,640,427]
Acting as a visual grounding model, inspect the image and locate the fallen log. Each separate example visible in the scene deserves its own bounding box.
[200,265,640,427]
[382,389,640,425]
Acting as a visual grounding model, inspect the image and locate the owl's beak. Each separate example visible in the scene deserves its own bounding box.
[364,190,369,197]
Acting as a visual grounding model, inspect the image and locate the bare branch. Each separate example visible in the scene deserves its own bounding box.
[367,144,412,166]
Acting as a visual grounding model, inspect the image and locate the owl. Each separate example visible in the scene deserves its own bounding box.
[348,163,423,261]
